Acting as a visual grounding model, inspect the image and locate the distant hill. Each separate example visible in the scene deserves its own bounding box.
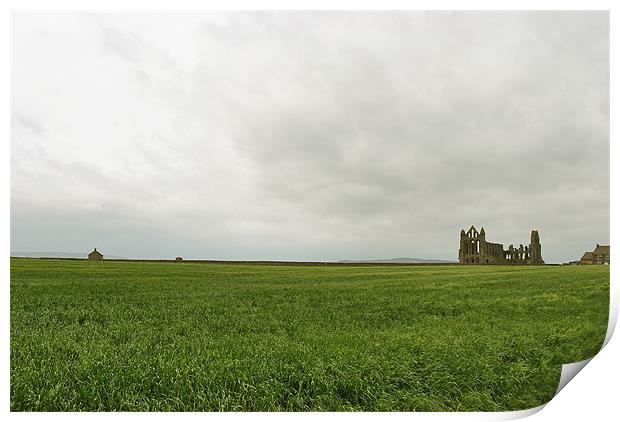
[11,253,456,264]
[11,251,126,259]
[338,257,457,264]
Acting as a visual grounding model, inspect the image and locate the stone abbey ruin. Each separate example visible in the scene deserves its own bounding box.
[459,226,544,265]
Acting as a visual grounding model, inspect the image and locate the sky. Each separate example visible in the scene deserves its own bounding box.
[11,11,609,263]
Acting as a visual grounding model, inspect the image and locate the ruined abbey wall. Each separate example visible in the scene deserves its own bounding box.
[458,226,544,265]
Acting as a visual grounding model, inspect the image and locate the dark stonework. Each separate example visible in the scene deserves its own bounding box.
[458,226,544,265]
[581,244,610,265]
[88,248,103,261]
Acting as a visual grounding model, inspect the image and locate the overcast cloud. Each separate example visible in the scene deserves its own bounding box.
[11,11,609,263]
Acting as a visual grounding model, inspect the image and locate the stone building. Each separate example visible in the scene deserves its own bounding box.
[593,244,610,264]
[580,251,594,265]
[458,226,544,265]
[579,243,609,265]
[581,244,609,265]
[88,248,103,261]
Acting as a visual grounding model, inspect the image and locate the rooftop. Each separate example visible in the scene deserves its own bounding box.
[593,245,610,255]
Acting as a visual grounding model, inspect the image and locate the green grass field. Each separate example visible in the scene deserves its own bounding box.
[10,258,609,411]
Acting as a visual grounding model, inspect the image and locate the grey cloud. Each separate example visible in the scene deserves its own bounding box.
[11,11,609,263]
[14,114,45,134]
[90,15,145,62]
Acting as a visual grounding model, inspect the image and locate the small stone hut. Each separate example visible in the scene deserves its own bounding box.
[88,248,103,261]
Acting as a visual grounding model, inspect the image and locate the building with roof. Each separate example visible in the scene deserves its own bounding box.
[580,251,594,265]
[88,248,103,261]
[592,244,610,265]
[580,244,609,265]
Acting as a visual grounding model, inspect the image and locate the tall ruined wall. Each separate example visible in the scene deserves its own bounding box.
[528,230,544,265]
[459,226,544,265]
